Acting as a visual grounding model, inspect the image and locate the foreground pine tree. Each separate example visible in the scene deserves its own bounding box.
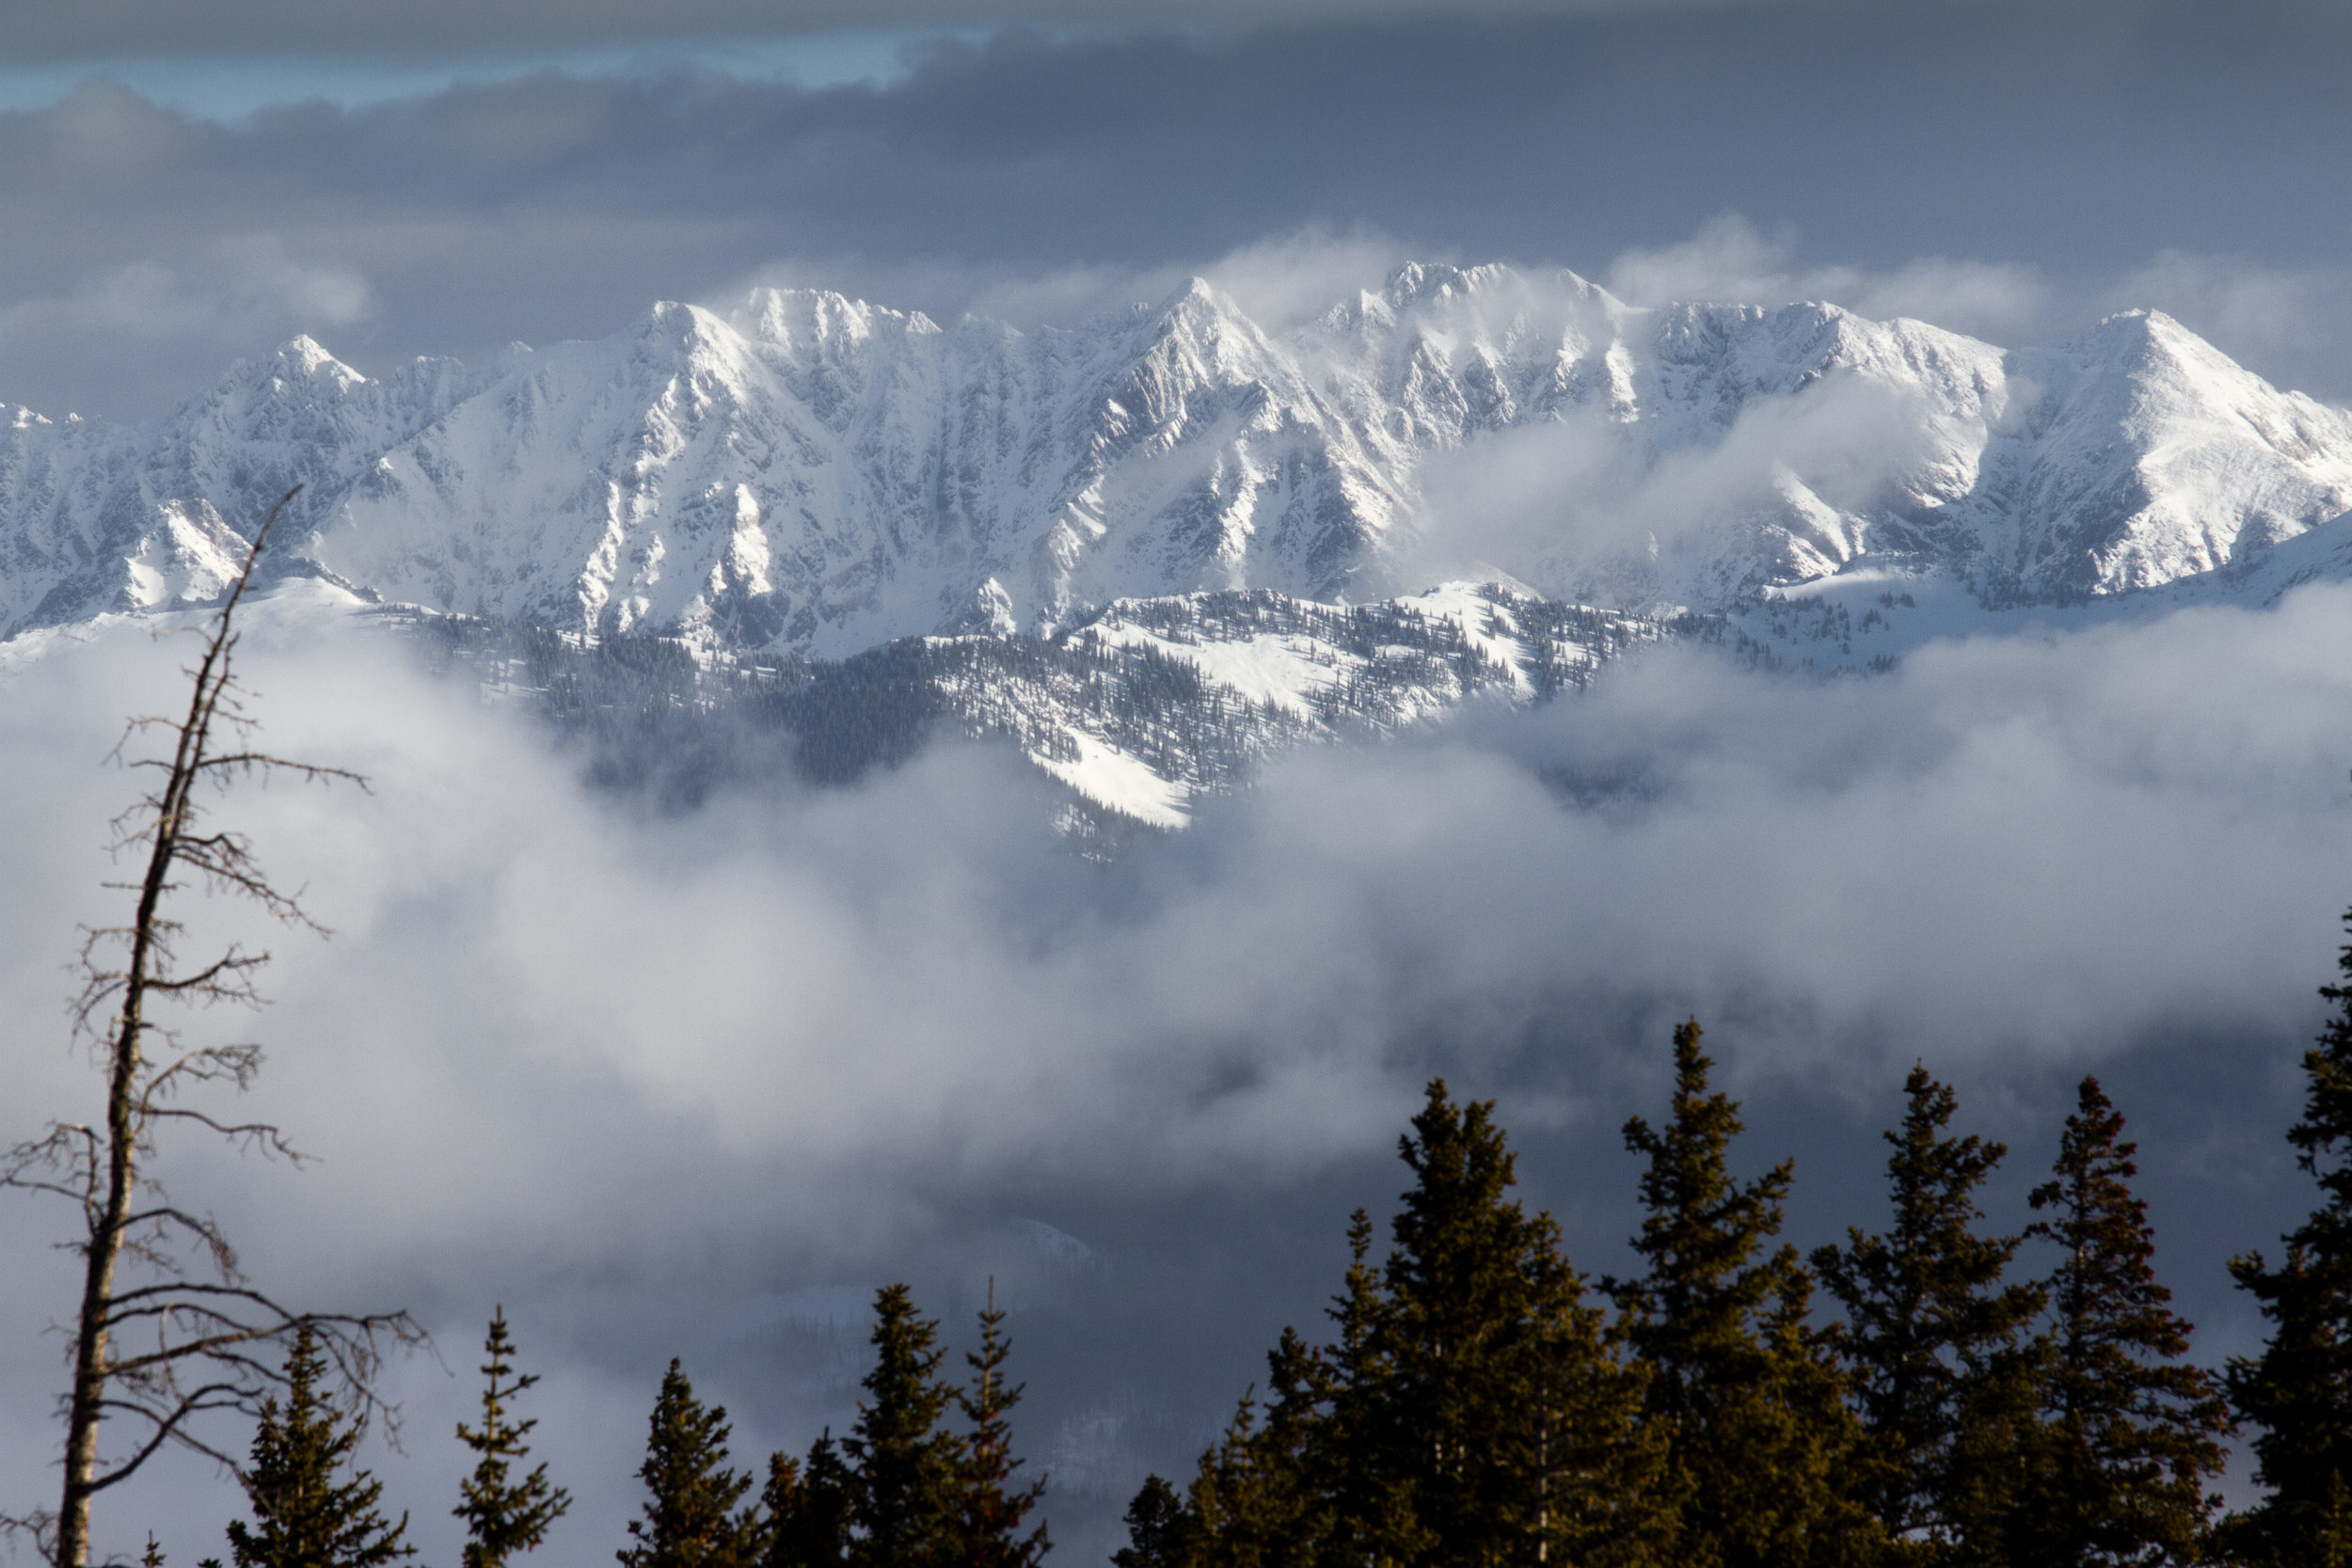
[1813,1067,2044,1564]
[844,1285,968,1568]
[959,1284,1049,1568]
[1155,1079,1667,1567]
[620,1360,766,1568]
[762,1436,854,1568]
[764,1284,1047,1568]
[1180,1356,1327,1566]
[2225,907,2352,1566]
[1607,1019,1877,1568]
[2010,1077,2231,1567]
[1110,1476,1191,1568]
[1341,1080,1665,1567]
[454,1308,571,1568]
[225,1326,416,1568]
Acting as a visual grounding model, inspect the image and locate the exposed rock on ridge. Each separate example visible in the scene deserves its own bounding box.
[6,264,2350,652]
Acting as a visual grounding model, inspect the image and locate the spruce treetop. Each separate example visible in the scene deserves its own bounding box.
[2224,908,2352,1564]
[1610,1017,1799,1404]
[1814,1066,2043,1557]
[620,1360,763,1568]
[226,1325,416,1568]
[1607,1018,1876,1568]
[455,1307,570,1568]
[846,1285,967,1568]
[2021,1076,2231,1566]
[958,1282,1048,1568]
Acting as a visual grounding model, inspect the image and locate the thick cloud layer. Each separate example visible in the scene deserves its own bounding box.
[1,584,2344,1556]
[8,3,2352,416]
[0,0,2236,62]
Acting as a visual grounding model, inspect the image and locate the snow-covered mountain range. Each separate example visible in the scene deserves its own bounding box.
[9,262,2352,656]
[8,262,2350,823]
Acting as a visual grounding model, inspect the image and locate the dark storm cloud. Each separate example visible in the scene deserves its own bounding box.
[0,0,2091,62]
[7,1,2352,416]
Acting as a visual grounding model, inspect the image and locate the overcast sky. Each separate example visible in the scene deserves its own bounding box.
[6,0,2352,417]
[6,2,2352,1560]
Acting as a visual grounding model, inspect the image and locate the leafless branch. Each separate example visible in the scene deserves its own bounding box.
[4,486,422,1567]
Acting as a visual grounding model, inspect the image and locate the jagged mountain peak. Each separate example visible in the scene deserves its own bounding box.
[1120,275,1269,351]
[732,286,945,351]
[1381,259,1570,308]
[625,298,740,355]
[277,332,360,374]
[6,265,2352,655]
[202,335,374,404]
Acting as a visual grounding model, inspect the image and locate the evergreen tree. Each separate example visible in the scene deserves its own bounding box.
[1606,1019,1876,1568]
[2225,908,2352,1566]
[957,1283,1048,1568]
[1172,1079,1669,1568]
[762,1437,853,1568]
[1813,1067,2045,1564]
[1180,1363,1327,1568]
[2011,1077,2231,1568]
[1336,1080,1665,1568]
[454,1308,571,1568]
[1315,1211,1419,1568]
[843,1285,966,1568]
[1112,1476,1193,1568]
[619,1360,766,1568]
[225,1325,417,1568]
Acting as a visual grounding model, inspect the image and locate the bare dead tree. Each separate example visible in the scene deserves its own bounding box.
[2,488,421,1567]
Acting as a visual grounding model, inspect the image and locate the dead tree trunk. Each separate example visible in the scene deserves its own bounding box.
[5,489,419,1566]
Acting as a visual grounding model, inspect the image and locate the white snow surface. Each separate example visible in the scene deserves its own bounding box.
[8,264,2352,655]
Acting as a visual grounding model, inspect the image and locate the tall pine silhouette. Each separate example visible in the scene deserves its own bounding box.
[454,1308,570,1568]
[1606,1019,1875,1568]
[619,1360,766,1568]
[762,1437,854,1568]
[1813,1067,2044,1564]
[1153,1078,1666,1567]
[1110,1476,1190,1568]
[224,1325,416,1568]
[2226,906,2352,1565]
[844,1284,967,1568]
[1339,1080,1664,1567]
[766,1285,1046,1568]
[958,1282,1048,1568]
[2011,1077,2230,1567]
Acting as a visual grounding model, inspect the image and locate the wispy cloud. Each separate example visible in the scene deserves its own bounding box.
[0,235,373,414]
[1604,214,2050,343]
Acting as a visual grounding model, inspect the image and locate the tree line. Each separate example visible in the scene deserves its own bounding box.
[176,1285,1047,1568]
[167,911,2352,1568]
[1103,931,2352,1568]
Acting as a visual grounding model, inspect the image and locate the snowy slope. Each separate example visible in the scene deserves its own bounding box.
[5,265,2351,654]
[295,284,1410,657]
[380,577,1677,828]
